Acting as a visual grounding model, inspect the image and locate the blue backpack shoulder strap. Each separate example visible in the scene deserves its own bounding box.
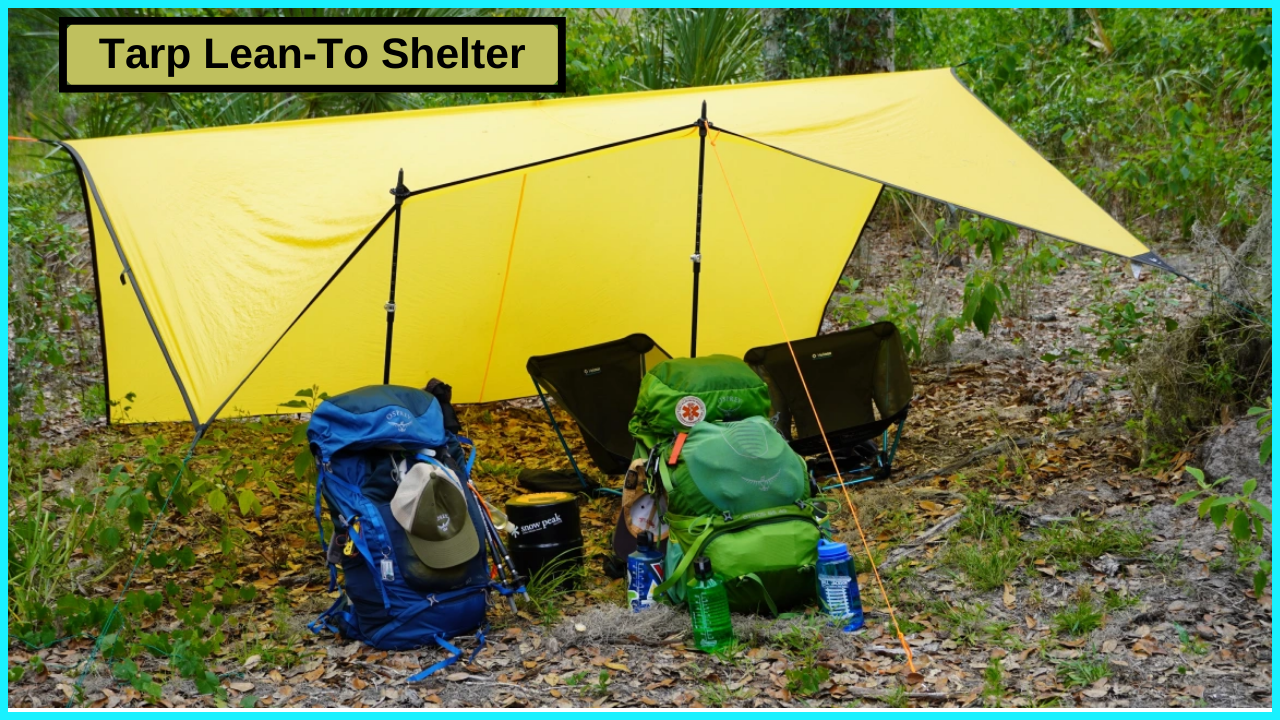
[313,456,338,590]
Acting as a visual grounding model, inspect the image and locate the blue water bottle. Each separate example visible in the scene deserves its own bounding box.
[816,539,864,631]
[627,531,663,612]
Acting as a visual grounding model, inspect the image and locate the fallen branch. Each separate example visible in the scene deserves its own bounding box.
[893,425,1121,488]
[837,687,973,702]
[880,512,964,570]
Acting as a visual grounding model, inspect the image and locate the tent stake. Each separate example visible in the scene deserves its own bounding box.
[689,101,708,358]
[383,169,409,384]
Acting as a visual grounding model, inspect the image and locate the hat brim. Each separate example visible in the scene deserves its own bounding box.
[406,511,480,569]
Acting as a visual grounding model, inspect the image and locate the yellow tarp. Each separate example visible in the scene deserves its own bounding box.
[65,68,1156,425]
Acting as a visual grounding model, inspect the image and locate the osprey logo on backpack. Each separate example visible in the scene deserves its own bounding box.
[676,396,706,427]
[385,408,414,432]
[741,469,782,492]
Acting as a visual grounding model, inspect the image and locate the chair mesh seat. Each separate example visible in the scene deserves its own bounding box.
[744,321,913,478]
[526,334,671,475]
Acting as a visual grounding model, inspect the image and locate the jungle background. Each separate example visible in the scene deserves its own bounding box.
[7,8,1273,708]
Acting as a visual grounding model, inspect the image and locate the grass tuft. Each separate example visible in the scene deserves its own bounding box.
[1052,598,1104,637]
[521,550,587,625]
[1057,651,1110,688]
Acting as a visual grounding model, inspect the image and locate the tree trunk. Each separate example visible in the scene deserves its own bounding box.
[876,9,895,72]
[829,9,895,76]
[828,9,851,75]
[760,8,788,81]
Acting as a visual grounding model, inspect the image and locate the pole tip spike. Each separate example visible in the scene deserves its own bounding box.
[701,100,707,119]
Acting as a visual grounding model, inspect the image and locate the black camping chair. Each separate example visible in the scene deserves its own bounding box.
[744,321,913,491]
[526,334,672,496]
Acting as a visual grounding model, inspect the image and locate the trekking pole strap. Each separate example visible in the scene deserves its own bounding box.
[455,435,477,477]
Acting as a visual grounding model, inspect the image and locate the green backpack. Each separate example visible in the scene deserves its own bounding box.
[630,356,819,615]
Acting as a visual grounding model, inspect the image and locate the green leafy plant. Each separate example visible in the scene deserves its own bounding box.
[1085,288,1178,364]
[1247,400,1271,465]
[1176,467,1272,596]
[777,620,830,697]
[589,670,612,696]
[832,277,927,361]
[278,384,330,413]
[784,664,830,697]
[279,386,329,486]
[1173,623,1209,656]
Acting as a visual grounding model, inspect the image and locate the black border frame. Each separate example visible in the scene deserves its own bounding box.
[60,16,567,93]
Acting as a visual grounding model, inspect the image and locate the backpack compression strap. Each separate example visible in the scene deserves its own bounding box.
[652,502,818,598]
[407,628,487,682]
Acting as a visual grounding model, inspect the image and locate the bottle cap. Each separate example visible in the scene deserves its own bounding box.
[818,539,851,563]
[637,531,654,550]
[693,555,713,580]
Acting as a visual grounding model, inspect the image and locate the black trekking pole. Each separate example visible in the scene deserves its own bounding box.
[468,484,522,611]
[481,498,523,591]
[483,526,520,614]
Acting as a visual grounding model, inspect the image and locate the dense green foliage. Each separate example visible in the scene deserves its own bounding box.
[900,8,1271,246]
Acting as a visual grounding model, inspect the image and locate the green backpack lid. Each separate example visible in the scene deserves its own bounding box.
[680,417,808,516]
[628,355,771,447]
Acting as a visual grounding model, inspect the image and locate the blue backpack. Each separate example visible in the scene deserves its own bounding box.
[306,385,491,678]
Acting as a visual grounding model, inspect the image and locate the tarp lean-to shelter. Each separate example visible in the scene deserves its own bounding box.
[61,67,1174,428]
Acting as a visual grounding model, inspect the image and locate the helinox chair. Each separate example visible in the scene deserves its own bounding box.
[744,321,913,490]
[526,334,672,495]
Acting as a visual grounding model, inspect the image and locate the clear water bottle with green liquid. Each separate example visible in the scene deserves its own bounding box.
[687,556,734,652]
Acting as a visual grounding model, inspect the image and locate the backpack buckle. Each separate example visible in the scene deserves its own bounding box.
[722,511,733,523]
